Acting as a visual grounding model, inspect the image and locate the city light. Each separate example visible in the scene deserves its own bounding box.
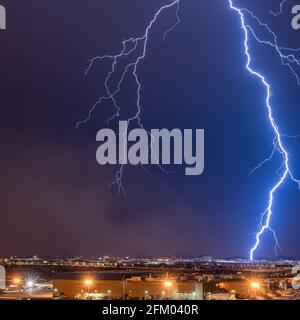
[1,254,298,300]
[84,279,93,286]
[250,282,260,290]
[164,281,173,287]
[13,277,21,285]
[26,280,34,288]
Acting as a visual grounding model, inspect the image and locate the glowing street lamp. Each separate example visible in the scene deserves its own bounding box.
[13,277,21,285]
[84,279,93,286]
[84,278,93,295]
[26,280,34,288]
[250,282,260,290]
[164,280,173,299]
[250,281,260,299]
[164,281,173,287]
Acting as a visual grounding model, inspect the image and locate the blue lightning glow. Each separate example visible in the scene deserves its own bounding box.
[228,0,300,261]
[78,0,300,259]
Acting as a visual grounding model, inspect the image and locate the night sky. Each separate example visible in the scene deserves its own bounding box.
[0,0,299,259]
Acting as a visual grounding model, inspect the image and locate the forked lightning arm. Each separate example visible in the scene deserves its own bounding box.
[77,0,300,260]
[270,0,287,17]
[228,0,300,260]
[77,0,180,196]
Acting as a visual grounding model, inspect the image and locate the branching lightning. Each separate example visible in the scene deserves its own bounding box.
[270,0,287,17]
[228,0,300,261]
[248,138,278,177]
[77,0,300,260]
[77,0,180,195]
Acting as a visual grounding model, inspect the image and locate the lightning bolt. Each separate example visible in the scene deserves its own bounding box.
[228,0,300,261]
[270,0,287,17]
[78,0,300,259]
[77,0,180,195]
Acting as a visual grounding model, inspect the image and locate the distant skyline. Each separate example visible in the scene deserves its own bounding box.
[2,254,300,263]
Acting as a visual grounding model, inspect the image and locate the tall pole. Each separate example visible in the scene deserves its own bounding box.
[122,276,125,300]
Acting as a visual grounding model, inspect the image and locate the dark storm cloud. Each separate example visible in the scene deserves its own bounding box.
[0,0,299,258]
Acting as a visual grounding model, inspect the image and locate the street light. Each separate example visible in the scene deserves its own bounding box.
[250,281,260,299]
[24,279,35,292]
[164,281,173,287]
[13,277,21,285]
[84,279,93,286]
[84,278,93,296]
[164,281,173,299]
[250,282,260,290]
